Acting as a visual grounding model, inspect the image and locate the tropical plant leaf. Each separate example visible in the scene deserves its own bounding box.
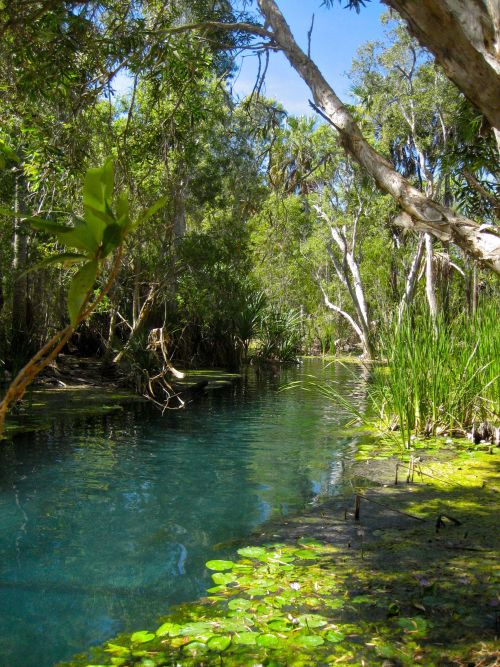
[67,260,98,324]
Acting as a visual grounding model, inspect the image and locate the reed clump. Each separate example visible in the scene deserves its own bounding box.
[373,304,500,447]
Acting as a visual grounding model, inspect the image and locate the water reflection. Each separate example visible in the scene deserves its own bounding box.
[0,360,366,667]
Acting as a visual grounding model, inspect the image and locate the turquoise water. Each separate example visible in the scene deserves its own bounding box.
[0,360,367,667]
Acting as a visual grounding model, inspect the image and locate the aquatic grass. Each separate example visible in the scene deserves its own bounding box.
[288,306,499,450]
[373,304,500,447]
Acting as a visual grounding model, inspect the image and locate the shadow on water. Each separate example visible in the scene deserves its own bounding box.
[0,359,368,667]
[259,449,500,659]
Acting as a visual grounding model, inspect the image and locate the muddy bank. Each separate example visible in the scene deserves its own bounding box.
[1,358,241,439]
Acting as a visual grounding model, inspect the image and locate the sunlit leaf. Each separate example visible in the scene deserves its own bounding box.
[256,633,279,648]
[156,621,182,637]
[294,634,325,647]
[237,546,268,560]
[206,635,231,651]
[130,630,154,644]
[206,560,235,571]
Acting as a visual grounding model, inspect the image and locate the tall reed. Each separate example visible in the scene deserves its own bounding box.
[373,304,500,447]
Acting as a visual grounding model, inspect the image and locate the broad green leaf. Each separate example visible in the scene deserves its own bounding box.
[207,585,226,593]
[205,560,234,571]
[39,253,88,267]
[32,218,98,253]
[256,633,279,648]
[211,572,235,585]
[156,621,181,637]
[179,621,213,636]
[293,549,319,560]
[297,538,324,547]
[83,160,114,213]
[140,196,167,224]
[233,632,256,645]
[83,205,111,244]
[237,546,268,560]
[102,224,123,257]
[296,614,328,628]
[130,630,154,644]
[267,619,291,632]
[67,260,98,325]
[115,191,130,227]
[227,598,252,610]
[183,641,208,654]
[206,635,231,651]
[294,634,325,647]
[325,630,345,643]
[104,644,130,656]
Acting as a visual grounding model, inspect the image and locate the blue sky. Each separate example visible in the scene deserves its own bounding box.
[113,1,388,112]
[231,0,387,115]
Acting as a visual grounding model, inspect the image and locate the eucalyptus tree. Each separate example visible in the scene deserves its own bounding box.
[350,22,466,319]
[323,0,500,149]
[189,0,500,274]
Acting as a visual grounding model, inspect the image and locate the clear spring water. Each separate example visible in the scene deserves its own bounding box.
[0,359,368,667]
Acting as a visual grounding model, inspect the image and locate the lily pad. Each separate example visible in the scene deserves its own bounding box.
[130,631,154,644]
[206,559,235,571]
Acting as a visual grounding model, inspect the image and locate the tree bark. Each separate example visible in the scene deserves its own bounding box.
[398,234,425,323]
[383,0,500,139]
[256,0,500,274]
[424,233,438,320]
[315,205,373,357]
[114,284,158,364]
[11,171,29,363]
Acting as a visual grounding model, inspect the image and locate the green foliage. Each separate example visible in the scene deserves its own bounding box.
[373,305,500,446]
[29,160,164,325]
[258,306,303,362]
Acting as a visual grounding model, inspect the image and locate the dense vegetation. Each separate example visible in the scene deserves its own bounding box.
[0,3,498,427]
[0,3,499,666]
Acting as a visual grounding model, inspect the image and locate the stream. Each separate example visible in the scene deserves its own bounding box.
[0,359,368,667]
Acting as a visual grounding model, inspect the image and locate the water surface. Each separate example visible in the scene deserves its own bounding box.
[0,359,367,666]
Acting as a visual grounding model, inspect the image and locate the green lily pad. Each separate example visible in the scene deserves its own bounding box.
[130,630,154,644]
[294,634,325,647]
[207,635,231,651]
[156,622,182,637]
[228,598,252,610]
[206,559,235,571]
[237,546,269,559]
[256,633,280,648]
[234,632,257,645]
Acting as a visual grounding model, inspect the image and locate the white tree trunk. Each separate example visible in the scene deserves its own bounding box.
[398,234,425,323]
[256,0,500,274]
[424,233,438,320]
[383,0,500,137]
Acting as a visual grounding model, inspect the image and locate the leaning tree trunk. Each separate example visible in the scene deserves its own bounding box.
[383,0,500,145]
[256,0,500,274]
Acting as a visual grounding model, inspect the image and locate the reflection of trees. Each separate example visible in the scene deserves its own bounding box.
[0,361,369,666]
[247,360,367,511]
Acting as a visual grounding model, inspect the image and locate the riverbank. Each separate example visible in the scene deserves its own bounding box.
[1,360,241,440]
[61,439,499,667]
